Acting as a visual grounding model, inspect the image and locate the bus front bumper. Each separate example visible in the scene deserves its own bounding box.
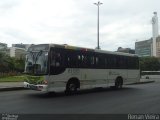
[24,82,48,92]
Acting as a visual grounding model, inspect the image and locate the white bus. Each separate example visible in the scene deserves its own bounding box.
[141,71,160,80]
[24,44,140,94]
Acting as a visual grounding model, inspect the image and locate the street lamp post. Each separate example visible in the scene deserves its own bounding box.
[94,1,103,49]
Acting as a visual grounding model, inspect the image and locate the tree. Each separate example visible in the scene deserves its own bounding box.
[14,58,25,72]
[140,57,160,71]
[0,52,25,73]
[0,52,10,72]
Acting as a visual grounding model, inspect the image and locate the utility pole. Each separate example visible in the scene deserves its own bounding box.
[94,1,103,49]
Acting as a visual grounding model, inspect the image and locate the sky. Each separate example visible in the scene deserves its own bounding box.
[0,0,160,51]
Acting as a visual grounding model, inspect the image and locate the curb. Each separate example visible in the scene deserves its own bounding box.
[127,80,155,85]
[0,87,27,92]
[0,81,155,92]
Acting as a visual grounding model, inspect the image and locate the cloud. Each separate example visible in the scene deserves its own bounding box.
[0,0,159,51]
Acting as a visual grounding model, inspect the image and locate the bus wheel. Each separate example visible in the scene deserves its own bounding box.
[115,77,123,89]
[65,81,78,95]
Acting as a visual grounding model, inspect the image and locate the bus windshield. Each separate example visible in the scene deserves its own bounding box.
[25,45,49,75]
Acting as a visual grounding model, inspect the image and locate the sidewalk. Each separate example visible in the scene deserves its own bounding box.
[0,82,26,91]
[140,78,155,83]
[127,78,155,85]
[0,79,155,92]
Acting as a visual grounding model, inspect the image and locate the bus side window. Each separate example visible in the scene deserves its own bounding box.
[66,50,80,68]
[110,55,116,69]
[104,57,107,69]
[90,56,95,67]
[81,52,93,68]
[77,54,81,67]
[118,56,126,69]
[98,54,105,69]
[50,48,65,75]
[86,52,94,68]
[50,51,56,66]
[95,56,99,68]
[81,54,87,68]
[51,52,61,67]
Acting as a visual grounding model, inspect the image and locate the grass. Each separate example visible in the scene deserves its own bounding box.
[0,76,25,82]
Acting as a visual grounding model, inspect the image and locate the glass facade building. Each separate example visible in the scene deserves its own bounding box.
[135,39,152,57]
[135,36,160,57]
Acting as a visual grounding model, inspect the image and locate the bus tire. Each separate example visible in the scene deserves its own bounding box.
[115,77,123,89]
[65,80,78,95]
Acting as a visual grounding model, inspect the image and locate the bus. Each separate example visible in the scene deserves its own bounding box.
[141,71,160,80]
[24,44,140,94]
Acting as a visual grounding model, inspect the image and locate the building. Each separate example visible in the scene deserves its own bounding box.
[135,39,152,57]
[156,36,160,57]
[135,12,159,57]
[135,36,160,57]
[0,43,30,59]
[12,44,31,50]
[117,47,135,54]
[0,42,7,52]
[9,47,26,59]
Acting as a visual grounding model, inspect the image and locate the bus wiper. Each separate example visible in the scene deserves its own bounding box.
[29,50,43,74]
[30,50,43,64]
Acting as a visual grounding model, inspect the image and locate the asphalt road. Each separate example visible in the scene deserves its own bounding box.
[0,82,160,114]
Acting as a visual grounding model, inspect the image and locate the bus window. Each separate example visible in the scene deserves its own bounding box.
[66,50,81,68]
[90,56,95,67]
[51,52,61,67]
[50,48,65,75]
[118,56,127,69]
[95,56,99,68]
[81,54,88,68]
[111,55,117,69]
[98,54,105,69]
[86,52,95,68]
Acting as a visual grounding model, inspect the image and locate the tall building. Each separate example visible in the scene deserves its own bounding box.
[12,44,31,50]
[0,42,7,52]
[135,12,159,57]
[156,36,160,57]
[135,36,160,57]
[9,47,26,59]
[135,39,152,57]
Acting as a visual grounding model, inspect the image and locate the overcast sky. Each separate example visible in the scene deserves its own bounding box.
[0,0,159,51]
